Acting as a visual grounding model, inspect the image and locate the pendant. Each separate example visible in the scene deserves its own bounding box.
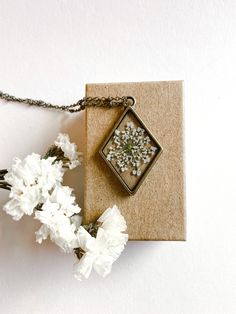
[99,102,162,195]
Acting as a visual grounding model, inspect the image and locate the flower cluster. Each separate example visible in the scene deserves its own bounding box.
[3,154,64,220]
[3,133,81,221]
[35,186,81,253]
[106,122,157,176]
[74,205,128,280]
[1,133,128,280]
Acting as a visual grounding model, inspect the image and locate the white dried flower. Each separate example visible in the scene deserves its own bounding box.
[35,224,50,244]
[35,185,81,253]
[54,133,82,169]
[50,185,81,217]
[74,205,128,280]
[74,227,115,280]
[106,123,157,176]
[0,133,129,281]
[97,205,127,233]
[35,202,79,253]
[3,153,64,220]
[3,186,40,221]
[38,157,64,198]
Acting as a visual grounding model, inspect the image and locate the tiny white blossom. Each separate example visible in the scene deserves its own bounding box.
[132,168,141,176]
[106,123,157,176]
[54,133,82,169]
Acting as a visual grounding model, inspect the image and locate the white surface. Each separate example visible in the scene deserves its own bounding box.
[0,1,236,313]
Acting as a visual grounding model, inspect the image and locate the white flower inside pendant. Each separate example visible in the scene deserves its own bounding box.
[99,106,162,195]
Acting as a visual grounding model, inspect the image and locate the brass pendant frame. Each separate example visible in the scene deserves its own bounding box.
[99,106,162,195]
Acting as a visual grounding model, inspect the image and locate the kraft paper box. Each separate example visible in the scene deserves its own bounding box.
[83,81,185,241]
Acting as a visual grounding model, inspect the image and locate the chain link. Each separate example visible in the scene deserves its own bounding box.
[0,91,135,113]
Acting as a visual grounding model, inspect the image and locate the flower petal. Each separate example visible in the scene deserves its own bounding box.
[98,205,127,233]
[93,254,114,277]
[74,252,95,280]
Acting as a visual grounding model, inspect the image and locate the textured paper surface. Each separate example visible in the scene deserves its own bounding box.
[84,81,185,240]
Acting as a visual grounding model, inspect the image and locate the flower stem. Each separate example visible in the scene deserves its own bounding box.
[0,169,8,180]
[0,182,11,190]
[44,145,70,166]
[74,247,85,260]
[82,222,99,238]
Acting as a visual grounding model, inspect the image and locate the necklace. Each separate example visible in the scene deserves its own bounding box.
[0,90,162,194]
[0,90,134,112]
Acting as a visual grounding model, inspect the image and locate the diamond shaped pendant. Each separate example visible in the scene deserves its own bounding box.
[99,104,162,195]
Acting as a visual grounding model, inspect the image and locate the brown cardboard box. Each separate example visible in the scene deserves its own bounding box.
[84,81,185,240]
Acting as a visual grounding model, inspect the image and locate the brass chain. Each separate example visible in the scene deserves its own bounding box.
[0,91,135,113]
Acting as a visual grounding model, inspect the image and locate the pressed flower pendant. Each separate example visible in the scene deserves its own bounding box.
[99,104,162,195]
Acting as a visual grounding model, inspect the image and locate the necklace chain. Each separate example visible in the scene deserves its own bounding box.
[0,91,135,113]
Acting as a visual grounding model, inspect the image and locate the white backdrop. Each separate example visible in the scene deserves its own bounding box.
[0,1,236,313]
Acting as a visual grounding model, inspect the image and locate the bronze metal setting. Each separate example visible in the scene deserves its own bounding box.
[99,104,162,195]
